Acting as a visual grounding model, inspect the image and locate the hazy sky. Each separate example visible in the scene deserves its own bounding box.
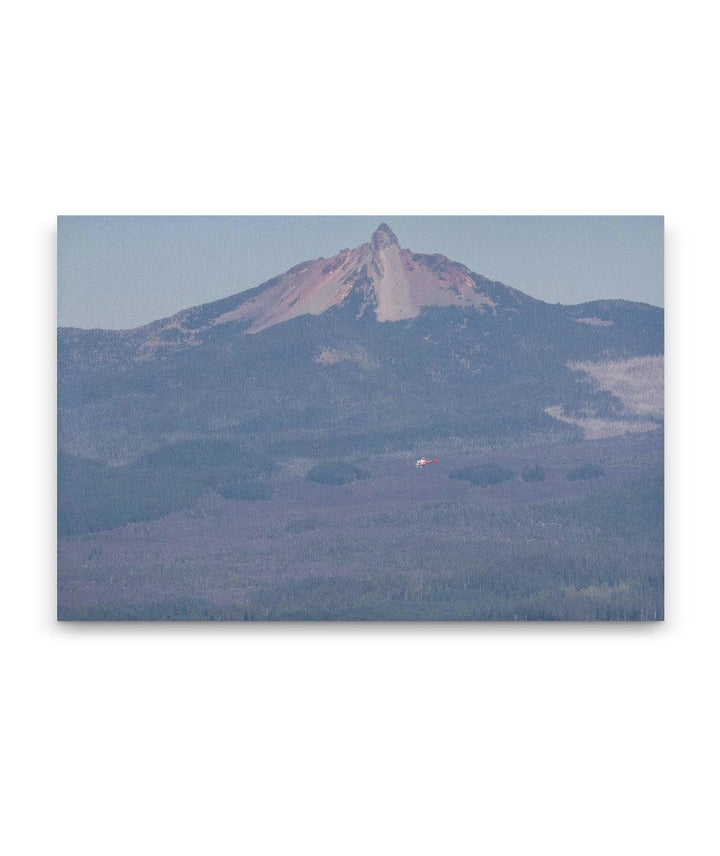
[58,216,663,329]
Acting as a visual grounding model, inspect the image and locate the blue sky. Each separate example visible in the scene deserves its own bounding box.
[58,216,663,329]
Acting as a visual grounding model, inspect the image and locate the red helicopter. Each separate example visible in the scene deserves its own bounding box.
[415,458,439,468]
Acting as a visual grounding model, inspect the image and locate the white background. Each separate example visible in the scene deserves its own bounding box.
[2,1,718,854]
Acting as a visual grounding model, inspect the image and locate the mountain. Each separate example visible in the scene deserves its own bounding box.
[182,222,529,334]
[58,224,663,464]
[59,223,535,363]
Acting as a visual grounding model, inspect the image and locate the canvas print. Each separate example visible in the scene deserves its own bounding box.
[57,216,664,620]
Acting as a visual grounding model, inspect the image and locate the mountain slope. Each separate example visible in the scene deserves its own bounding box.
[58,224,663,464]
[59,224,537,363]
[173,222,535,331]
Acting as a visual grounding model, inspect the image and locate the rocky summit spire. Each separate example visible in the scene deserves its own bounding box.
[371,222,400,252]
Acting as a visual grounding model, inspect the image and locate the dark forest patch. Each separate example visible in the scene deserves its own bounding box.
[305,460,372,485]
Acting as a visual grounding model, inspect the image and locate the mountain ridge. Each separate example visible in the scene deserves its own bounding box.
[58,224,663,465]
[58,223,660,364]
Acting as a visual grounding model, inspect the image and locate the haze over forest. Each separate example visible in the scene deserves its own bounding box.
[58,220,664,620]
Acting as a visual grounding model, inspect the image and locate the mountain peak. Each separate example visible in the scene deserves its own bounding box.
[141,223,526,337]
[371,223,399,251]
